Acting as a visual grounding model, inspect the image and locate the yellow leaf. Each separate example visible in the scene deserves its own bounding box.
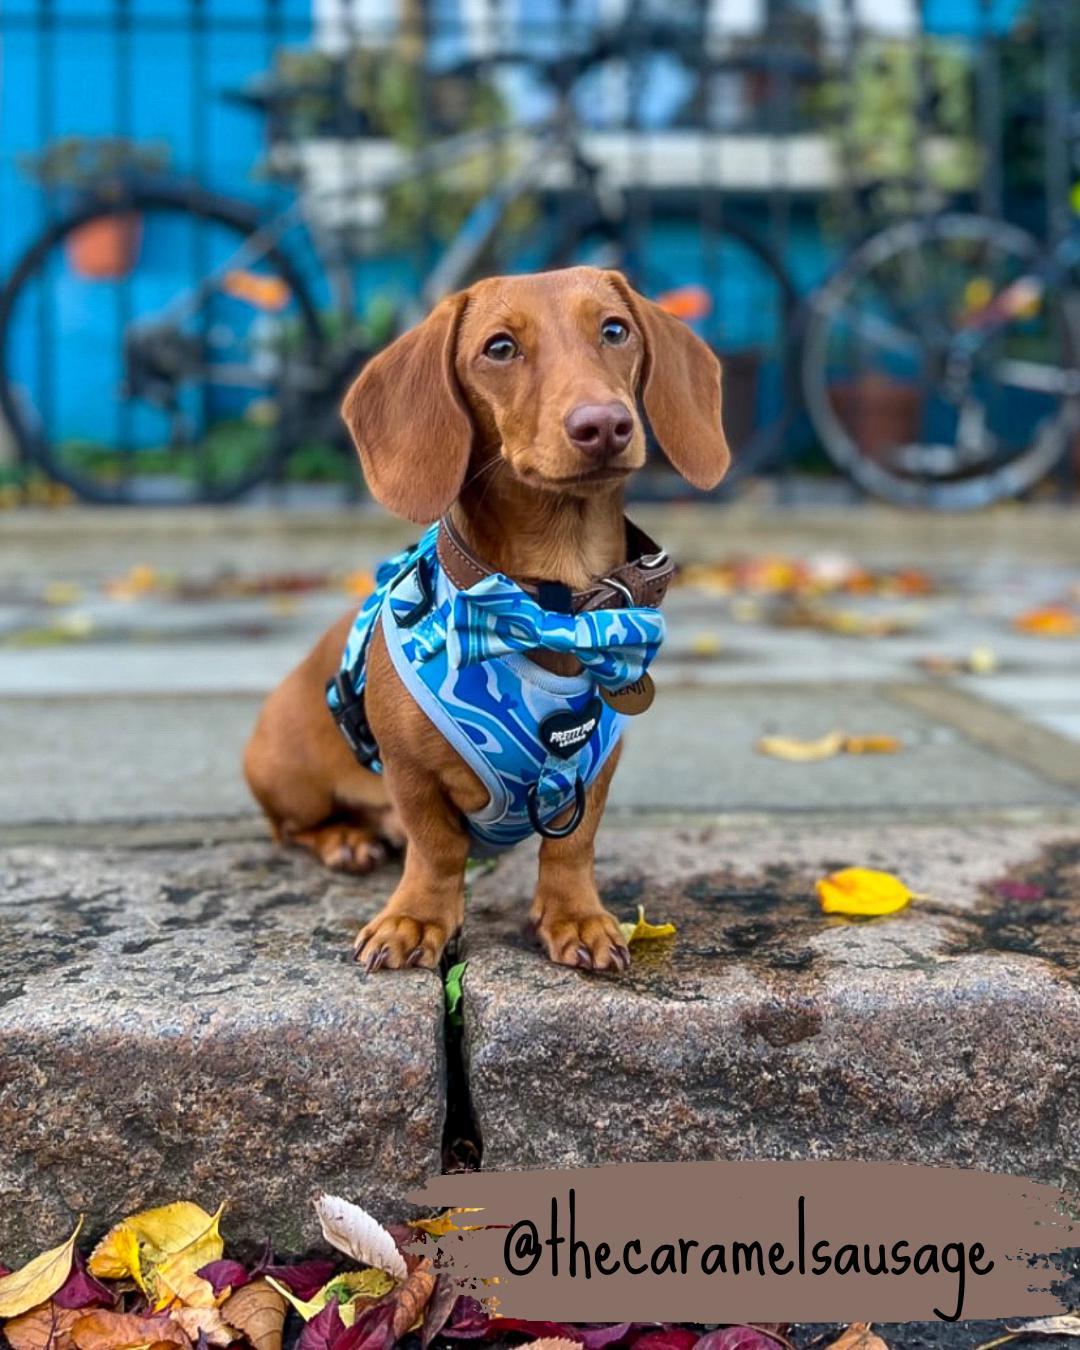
[407,1208,483,1238]
[618,904,676,945]
[0,1218,83,1318]
[967,645,998,675]
[816,868,914,917]
[87,1223,146,1291]
[823,1325,890,1350]
[151,1205,225,1309]
[264,1270,394,1324]
[842,734,902,755]
[757,730,845,762]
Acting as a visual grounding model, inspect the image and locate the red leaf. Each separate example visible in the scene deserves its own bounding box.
[54,1252,115,1310]
[258,1258,336,1301]
[994,881,1047,903]
[332,1304,397,1350]
[298,1302,346,1350]
[696,1330,785,1350]
[633,1332,700,1350]
[579,1326,636,1349]
[483,1321,582,1342]
[441,1298,492,1340]
[196,1260,249,1297]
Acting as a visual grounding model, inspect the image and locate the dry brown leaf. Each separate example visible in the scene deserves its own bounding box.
[823,1324,890,1350]
[170,1306,237,1346]
[71,1310,193,1350]
[391,1257,436,1339]
[220,1277,286,1350]
[2,1303,82,1350]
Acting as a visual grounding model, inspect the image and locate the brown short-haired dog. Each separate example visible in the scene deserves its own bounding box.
[244,267,729,973]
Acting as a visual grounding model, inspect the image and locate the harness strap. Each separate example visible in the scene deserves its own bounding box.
[436,514,675,613]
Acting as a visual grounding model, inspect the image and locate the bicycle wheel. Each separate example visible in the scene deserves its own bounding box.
[0,184,325,504]
[802,213,1080,509]
[532,203,800,496]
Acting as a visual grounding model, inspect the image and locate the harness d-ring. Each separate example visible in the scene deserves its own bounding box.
[527,774,586,839]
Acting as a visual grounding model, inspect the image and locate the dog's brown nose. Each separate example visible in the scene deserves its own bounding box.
[564,401,634,457]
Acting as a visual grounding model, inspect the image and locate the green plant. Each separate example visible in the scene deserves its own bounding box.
[19,136,170,194]
[818,36,978,223]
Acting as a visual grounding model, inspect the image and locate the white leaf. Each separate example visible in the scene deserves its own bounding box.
[314,1193,408,1283]
[1010,1315,1080,1338]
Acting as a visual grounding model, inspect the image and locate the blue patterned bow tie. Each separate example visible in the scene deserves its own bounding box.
[447,573,665,690]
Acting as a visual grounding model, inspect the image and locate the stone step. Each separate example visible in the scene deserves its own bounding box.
[462,819,1080,1192]
[2,816,1078,1262]
[0,841,443,1257]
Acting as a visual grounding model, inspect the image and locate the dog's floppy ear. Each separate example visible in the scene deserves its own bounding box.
[606,271,730,490]
[342,292,473,523]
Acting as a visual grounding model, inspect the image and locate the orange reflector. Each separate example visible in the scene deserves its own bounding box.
[654,285,712,321]
[222,270,291,311]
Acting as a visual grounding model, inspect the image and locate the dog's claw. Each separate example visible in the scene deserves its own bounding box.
[406,946,424,968]
[365,944,390,974]
[575,944,593,970]
[613,944,631,971]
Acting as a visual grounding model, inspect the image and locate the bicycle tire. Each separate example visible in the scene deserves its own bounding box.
[801,212,1079,509]
[0,183,326,505]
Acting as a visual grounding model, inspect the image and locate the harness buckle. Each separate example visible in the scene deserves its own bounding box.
[527,773,586,839]
[327,672,380,768]
[394,553,436,628]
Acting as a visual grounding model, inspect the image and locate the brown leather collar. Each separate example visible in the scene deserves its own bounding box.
[436,514,674,614]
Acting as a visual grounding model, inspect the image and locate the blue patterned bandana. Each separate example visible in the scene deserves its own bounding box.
[447,575,665,690]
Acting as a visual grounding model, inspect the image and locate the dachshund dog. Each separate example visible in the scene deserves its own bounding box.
[244,267,729,973]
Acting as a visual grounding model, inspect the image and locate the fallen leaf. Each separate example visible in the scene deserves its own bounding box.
[578,1324,635,1348]
[816,868,914,917]
[2,1302,82,1350]
[256,1259,335,1302]
[756,730,845,762]
[70,1310,192,1350]
[407,1209,482,1240]
[169,1305,237,1346]
[54,1252,115,1310]
[219,1278,285,1350]
[820,1325,890,1350]
[390,1257,435,1338]
[994,880,1047,902]
[420,1277,461,1348]
[1009,1314,1080,1337]
[342,571,376,599]
[694,1329,787,1350]
[1014,606,1079,636]
[314,1195,408,1283]
[633,1332,699,1350]
[618,905,676,945]
[152,1206,225,1309]
[265,1271,393,1324]
[87,1223,146,1292]
[690,633,722,656]
[967,645,998,674]
[296,1301,346,1350]
[333,1303,397,1350]
[520,1342,583,1350]
[842,734,902,755]
[197,1260,249,1298]
[0,1218,83,1318]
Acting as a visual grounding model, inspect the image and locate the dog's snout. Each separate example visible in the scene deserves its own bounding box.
[564,401,634,457]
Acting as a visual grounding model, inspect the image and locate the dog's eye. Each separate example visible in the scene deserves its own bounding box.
[483,334,519,362]
[600,318,630,346]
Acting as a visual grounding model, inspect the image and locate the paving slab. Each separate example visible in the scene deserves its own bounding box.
[0,841,444,1260]
[3,681,1075,827]
[462,819,1080,1189]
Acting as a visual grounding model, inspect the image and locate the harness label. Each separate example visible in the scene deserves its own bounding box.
[539,698,604,760]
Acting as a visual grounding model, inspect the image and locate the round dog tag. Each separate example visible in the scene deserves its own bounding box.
[599,673,655,716]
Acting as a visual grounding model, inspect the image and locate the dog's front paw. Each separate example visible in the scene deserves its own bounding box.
[354,909,449,972]
[533,907,630,974]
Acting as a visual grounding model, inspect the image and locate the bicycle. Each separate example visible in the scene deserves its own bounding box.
[801,201,1080,509]
[0,28,797,506]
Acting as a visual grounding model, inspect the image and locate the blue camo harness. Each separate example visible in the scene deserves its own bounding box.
[326,520,670,856]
